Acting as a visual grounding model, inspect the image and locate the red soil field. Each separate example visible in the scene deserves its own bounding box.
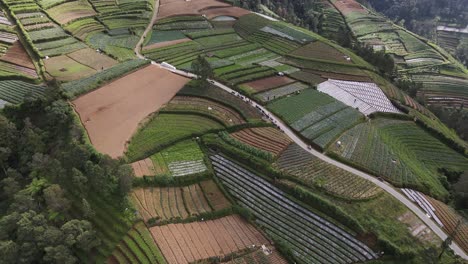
[131,158,155,177]
[143,38,191,51]
[0,41,35,69]
[73,65,189,158]
[131,181,230,223]
[149,215,270,263]
[290,41,353,64]
[333,0,367,15]
[231,127,292,156]
[242,76,295,92]
[157,0,231,19]
[425,195,468,253]
[201,6,251,19]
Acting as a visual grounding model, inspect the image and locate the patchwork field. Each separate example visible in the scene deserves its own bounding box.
[330,118,468,198]
[149,215,270,264]
[73,65,189,158]
[230,127,292,157]
[268,88,364,149]
[131,180,231,223]
[276,144,382,200]
[425,196,468,253]
[109,222,166,264]
[133,139,208,177]
[126,113,224,161]
[210,154,378,263]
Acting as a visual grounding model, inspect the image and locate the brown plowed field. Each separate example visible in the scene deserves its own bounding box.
[242,76,295,93]
[166,96,245,125]
[143,38,191,51]
[425,195,468,253]
[73,65,189,158]
[201,6,250,19]
[224,247,288,264]
[149,215,269,263]
[131,181,230,223]
[0,41,35,69]
[231,127,292,156]
[131,158,155,177]
[333,0,366,15]
[290,41,353,64]
[158,0,242,19]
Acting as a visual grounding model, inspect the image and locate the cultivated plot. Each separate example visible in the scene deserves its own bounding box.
[73,65,189,158]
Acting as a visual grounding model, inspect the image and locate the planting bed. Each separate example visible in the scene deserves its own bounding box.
[0,80,45,104]
[0,41,35,70]
[256,82,309,102]
[73,65,189,158]
[66,48,118,71]
[331,118,468,198]
[109,222,166,264]
[149,215,269,263]
[230,127,292,157]
[165,96,245,126]
[241,76,295,93]
[290,41,353,64]
[126,113,224,161]
[177,83,262,120]
[148,140,208,177]
[276,144,382,200]
[44,54,96,81]
[210,154,378,263]
[425,196,468,253]
[131,158,156,177]
[224,247,287,264]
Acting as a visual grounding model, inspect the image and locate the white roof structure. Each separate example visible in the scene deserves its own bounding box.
[317,79,401,116]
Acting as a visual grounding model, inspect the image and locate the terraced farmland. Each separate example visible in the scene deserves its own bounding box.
[425,195,468,253]
[210,154,378,263]
[177,82,262,121]
[276,144,382,200]
[268,89,364,149]
[147,140,208,177]
[149,215,270,264]
[126,113,224,161]
[0,80,45,104]
[331,118,468,198]
[109,222,166,264]
[256,82,309,102]
[230,127,292,157]
[132,180,230,223]
[164,96,246,126]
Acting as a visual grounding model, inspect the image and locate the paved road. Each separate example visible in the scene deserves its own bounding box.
[134,8,467,256]
[207,79,468,260]
[134,0,159,58]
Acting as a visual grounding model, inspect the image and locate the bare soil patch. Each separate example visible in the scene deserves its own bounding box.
[201,6,250,19]
[158,0,231,19]
[333,0,366,15]
[242,76,294,92]
[131,158,155,177]
[67,48,118,71]
[73,65,189,158]
[143,38,191,51]
[231,127,292,156]
[149,215,269,263]
[0,41,35,69]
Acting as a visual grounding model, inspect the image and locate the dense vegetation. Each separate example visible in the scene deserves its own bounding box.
[0,88,133,263]
[360,0,467,37]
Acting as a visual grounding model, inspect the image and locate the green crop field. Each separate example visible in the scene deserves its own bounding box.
[330,118,468,199]
[126,113,224,161]
[0,80,45,104]
[269,89,363,148]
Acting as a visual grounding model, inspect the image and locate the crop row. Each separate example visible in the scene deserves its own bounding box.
[210,154,378,264]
